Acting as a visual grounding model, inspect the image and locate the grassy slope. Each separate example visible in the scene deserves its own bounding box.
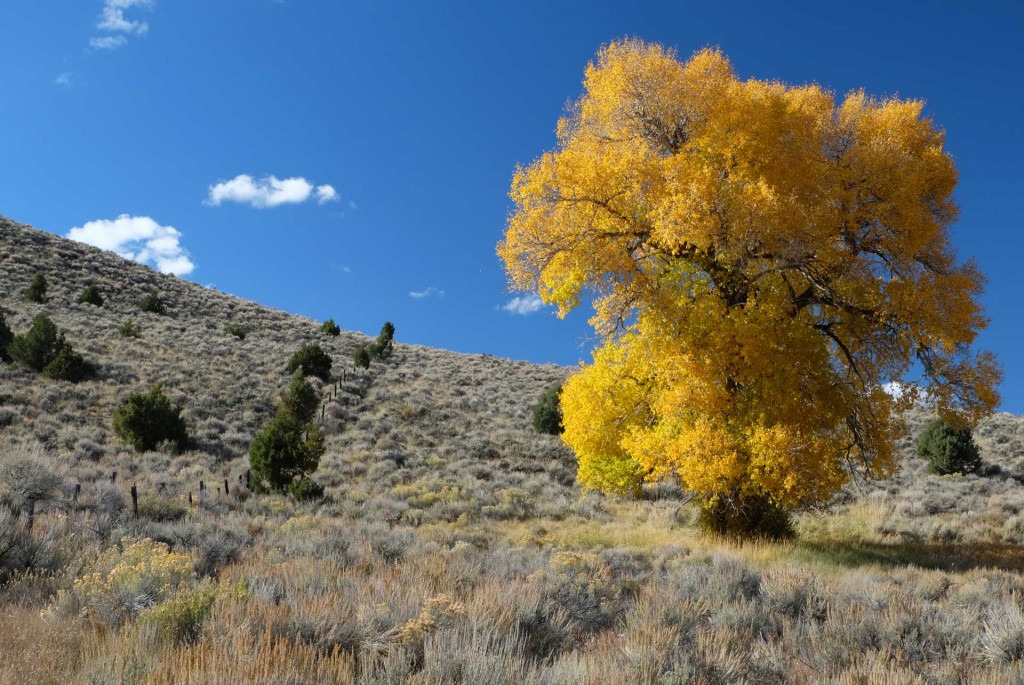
[2,215,1024,684]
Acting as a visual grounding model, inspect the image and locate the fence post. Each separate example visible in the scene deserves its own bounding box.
[224,478,230,496]
[131,484,138,520]
[73,483,81,501]
[189,492,193,506]
[111,471,117,484]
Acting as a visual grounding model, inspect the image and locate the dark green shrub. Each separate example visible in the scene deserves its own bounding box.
[249,412,324,493]
[119,320,142,338]
[282,372,319,424]
[917,418,982,475]
[288,477,325,501]
[226,323,247,340]
[286,344,332,381]
[112,385,188,453]
[78,285,104,307]
[42,343,94,382]
[532,384,564,435]
[697,493,794,540]
[0,311,12,362]
[7,314,92,381]
[7,314,58,371]
[23,274,47,303]
[321,319,340,336]
[354,345,371,369]
[139,292,167,315]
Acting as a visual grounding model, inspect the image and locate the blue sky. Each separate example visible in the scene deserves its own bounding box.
[1,1,1022,412]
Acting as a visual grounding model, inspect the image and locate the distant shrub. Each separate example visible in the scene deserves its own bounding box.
[917,418,982,475]
[23,273,47,303]
[532,384,564,435]
[138,493,188,522]
[119,320,142,338]
[368,321,395,360]
[321,318,340,336]
[139,292,167,315]
[354,345,371,370]
[697,493,794,540]
[78,284,104,307]
[7,314,93,381]
[286,343,332,382]
[225,323,247,340]
[0,311,12,362]
[113,384,188,453]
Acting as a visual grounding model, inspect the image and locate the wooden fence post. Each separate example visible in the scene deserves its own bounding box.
[224,478,230,496]
[130,484,138,520]
[73,483,81,501]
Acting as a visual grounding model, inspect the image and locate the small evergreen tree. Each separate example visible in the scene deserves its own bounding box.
[354,345,371,369]
[370,321,395,360]
[321,319,341,336]
[78,285,104,307]
[282,371,319,424]
[7,315,93,382]
[139,292,167,315]
[916,418,982,475]
[286,344,332,382]
[249,411,324,494]
[112,385,188,453]
[0,311,13,362]
[7,314,59,372]
[532,383,564,435]
[23,274,47,303]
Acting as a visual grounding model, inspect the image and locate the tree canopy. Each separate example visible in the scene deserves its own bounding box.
[498,40,1000,523]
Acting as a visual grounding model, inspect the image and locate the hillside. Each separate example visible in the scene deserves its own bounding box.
[3,214,1024,684]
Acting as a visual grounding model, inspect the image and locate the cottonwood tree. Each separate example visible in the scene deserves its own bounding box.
[498,40,1001,535]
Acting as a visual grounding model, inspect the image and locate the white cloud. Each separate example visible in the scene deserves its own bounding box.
[501,294,546,315]
[206,174,341,209]
[53,72,75,87]
[91,0,153,50]
[90,35,127,50]
[410,287,445,299]
[67,214,195,276]
[315,184,339,204]
[98,0,152,34]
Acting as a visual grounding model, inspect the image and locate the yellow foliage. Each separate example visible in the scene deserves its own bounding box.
[499,39,1001,511]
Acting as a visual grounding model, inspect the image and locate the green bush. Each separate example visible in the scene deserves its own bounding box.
[916,418,982,475]
[0,311,12,362]
[118,320,142,338]
[248,411,324,493]
[7,314,93,381]
[286,344,332,381]
[225,323,247,340]
[113,385,188,453]
[288,477,325,502]
[42,343,94,382]
[697,493,794,540]
[532,384,564,435]
[354,345,371,369]
[138,582,217,645]
[23,274,47,303]
[282,372,319,424]
[321,319,340,336]
[139,292,167,315]
[78,285,104,307]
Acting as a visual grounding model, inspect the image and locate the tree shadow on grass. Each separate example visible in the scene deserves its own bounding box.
[794,537,1024,573]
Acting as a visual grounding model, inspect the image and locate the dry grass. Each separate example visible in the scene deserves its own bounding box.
[3,215,1024,683]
